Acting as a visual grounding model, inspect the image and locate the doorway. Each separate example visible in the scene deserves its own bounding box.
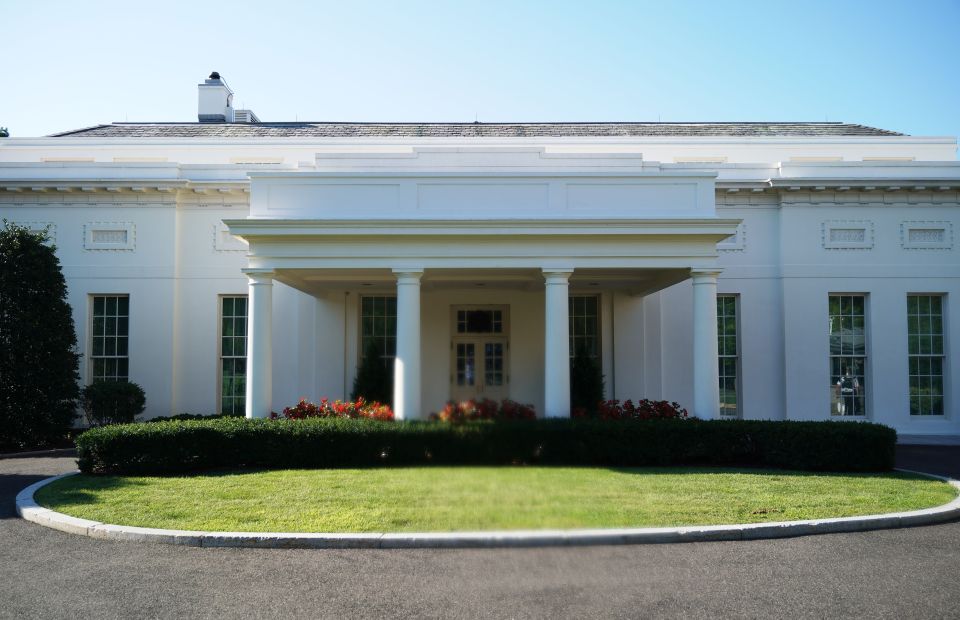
[450,306,509,402]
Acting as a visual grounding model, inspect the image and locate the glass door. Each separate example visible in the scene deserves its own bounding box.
[450,306,509,403]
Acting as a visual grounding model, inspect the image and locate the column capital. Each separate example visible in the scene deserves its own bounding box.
[392,268,424,284]
[243,269,275,285]
[542,267,574,284]
[690,268,723,283]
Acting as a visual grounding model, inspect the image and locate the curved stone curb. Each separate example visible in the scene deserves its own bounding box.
[16,469,960,549]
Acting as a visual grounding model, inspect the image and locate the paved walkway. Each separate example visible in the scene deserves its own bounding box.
[1,448,958,619]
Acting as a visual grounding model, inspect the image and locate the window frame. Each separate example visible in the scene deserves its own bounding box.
[568,294,601,362]
[358,295,398,368]
[218,294,248,416]
[828,293,870,418]
[907,293,947,417]
[88,294,130,383]
[717,293,741,418]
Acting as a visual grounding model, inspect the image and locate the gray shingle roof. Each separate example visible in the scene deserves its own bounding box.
[50,122,905,138]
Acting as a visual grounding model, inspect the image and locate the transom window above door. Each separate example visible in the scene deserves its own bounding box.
[456,309,504,334]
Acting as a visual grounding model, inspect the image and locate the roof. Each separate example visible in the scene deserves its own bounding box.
[49,121,905,138]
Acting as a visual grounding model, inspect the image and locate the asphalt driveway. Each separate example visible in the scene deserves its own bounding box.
[1,448,958,619]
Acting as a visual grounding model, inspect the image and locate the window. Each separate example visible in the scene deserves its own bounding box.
[829,295,867,417]
[569,295,600,359]
[360,296,397,364]
[456,309,503,334]
[717,295,740,417]
[90,295,129,381]
[908,295,945,416]
[220,296,247,416]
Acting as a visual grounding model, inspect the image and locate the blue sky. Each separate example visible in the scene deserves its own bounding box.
[3,0,959,141]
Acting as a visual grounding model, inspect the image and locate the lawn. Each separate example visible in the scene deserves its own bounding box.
[36,467,956,533]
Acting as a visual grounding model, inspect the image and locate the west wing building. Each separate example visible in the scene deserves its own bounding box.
[2,74,958,439]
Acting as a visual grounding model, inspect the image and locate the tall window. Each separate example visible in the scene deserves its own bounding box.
[717,295,739,417]
[569,295,600,359]
[829,294,867,417]
[360,296,397,364]
[220,296,247,416]
[908,295,945,416]
[90,295,129,381]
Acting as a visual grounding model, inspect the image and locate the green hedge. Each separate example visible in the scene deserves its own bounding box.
[75,418,896,475]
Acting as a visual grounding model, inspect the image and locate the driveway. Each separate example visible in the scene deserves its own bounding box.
[1,449,958,619]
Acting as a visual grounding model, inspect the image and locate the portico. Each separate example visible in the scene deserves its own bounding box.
[228,147,738,421]
[231,229,734,421]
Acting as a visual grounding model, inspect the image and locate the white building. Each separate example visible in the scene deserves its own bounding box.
[1,74,958,438]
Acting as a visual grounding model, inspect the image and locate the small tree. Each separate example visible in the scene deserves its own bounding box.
[0,222,80,450]
[570,343,604,415]
[350,339,393,405]
[0,128,9,138]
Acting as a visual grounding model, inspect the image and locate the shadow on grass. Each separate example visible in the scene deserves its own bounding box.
[601,466,929,481]
[33,474,152,511]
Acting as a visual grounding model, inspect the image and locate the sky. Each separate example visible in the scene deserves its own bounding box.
[2,0,959,140]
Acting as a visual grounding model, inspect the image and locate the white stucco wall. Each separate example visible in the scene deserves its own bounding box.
[1,133,958,434]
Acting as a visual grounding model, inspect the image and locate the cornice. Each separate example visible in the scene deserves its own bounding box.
[1,181,249,195]
[716,179,960,192]
[224,217,742,239]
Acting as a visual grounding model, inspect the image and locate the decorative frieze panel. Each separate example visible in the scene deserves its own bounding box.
[83,222,136,251]
[717,222,746,252]
[213,222,248,252]
[901,221,953,250]
[821,220,874,250]
[11,221,56,245]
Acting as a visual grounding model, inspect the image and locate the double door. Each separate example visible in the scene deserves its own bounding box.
[450,306,509,402]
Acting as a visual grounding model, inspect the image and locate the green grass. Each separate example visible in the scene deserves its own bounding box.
[36,467,956,533]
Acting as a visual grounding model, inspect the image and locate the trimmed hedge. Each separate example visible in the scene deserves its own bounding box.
[76,418,897,475]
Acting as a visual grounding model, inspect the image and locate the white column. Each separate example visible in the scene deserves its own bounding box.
[245,271,274,419]
[543,268,574,418]
[393,269,423,420]
[692,269,722,421]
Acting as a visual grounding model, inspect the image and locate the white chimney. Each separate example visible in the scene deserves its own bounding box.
[198,72,235,123]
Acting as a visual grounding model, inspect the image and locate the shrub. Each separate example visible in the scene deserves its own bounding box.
[0,222,80,451]
[147,412,240,423]
[81,381,146,426]
[76,417,897,475]
[599,399,688,420]
[430,399,537,422]
[350,340,393,405]
[273,397,393,421]
[570,344,604,415]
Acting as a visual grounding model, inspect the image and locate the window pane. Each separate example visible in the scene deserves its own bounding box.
[906,295,944,416]
[569,296,600,361]
[91,296,130,382]
[717,295,740,417]
[829,295,866,416]
[360,296,398,372]
[220,296,248,414]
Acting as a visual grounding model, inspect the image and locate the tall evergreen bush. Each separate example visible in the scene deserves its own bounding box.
[570,344,604,414]
[0,222,80,450]
[350,339,393,405]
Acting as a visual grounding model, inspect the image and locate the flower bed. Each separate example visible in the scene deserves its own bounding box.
[574,399,688,420]
[430,398,536,422]
[273,397,393,421]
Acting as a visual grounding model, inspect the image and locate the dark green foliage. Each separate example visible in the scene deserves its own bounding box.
[0,222,80,450]
[76,418,897,475]
[147,412,241,423]
[570,344,604,414]
[0,128,8,138]
[350,339,393,405]
[81,381,146,426]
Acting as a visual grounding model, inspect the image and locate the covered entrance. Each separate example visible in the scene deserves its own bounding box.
[225,145,739,421]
